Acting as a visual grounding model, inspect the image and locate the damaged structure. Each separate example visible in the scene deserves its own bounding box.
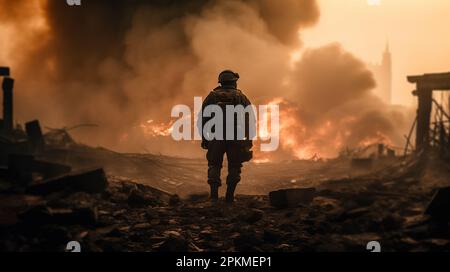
[0,66,108,199]
[407,72,450,157]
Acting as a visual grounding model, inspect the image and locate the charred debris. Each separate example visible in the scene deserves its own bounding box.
[0,67,450,252]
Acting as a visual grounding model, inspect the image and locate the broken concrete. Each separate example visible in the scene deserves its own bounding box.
[26,168,108,195]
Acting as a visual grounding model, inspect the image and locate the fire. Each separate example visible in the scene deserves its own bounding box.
[135,98,396,162]
[140,120,173,137]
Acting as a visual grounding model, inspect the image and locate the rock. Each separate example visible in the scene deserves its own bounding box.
[127,189,157,207]
[7,154,34,186]
[338,207,371,221]
[233,232,263,251]
[186,193,209,203]
[169,194,181,206]
[31,160,72,180]
[133,223,151,230]
[145,208,159,220]
[425,187,450,220]
[19,206,98,226]
[27,168,108,196]
[106,228,127,238]
[199,229,214,239]
[380,214,404,231]
[263,229,281,244]
[239,209,264,224]
[156,231,188,252]
[121,182,138,194]
[49,207,98,226]
[352,192,376,207]
[269,188,316,208]
[38,225,71,246]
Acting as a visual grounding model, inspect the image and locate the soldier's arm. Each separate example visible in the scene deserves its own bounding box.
[197,92,216,142]
[241,92,256,146]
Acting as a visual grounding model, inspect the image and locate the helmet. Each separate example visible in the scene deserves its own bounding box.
[218,70,240,83]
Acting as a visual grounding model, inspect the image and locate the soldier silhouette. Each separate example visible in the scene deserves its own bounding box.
[198,70,255,203]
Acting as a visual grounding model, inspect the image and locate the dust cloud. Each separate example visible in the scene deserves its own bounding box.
[0,0,412,159]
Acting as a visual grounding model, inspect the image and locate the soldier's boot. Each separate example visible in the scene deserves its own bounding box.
[210,184,219,202]
[225,167,241,203]
[225,183,237,203]
[208,166,221,202]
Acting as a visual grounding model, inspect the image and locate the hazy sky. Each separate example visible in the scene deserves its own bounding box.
[302,0,450,106]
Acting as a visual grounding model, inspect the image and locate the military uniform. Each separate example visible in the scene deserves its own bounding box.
[199,72,254,202]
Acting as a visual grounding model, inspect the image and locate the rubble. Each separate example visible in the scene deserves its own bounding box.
[0,73,448,251]
[26,168,108,196]
[269,188,316,208]
[127,189,158,208]
[425,187,450,220]
[351,158,373,170]
[238,208,264,224]
[25,120,45,151]
[19,206,98,227]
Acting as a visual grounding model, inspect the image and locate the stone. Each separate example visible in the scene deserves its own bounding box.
[239,208,264,224]
[19,205,98,226]
[169,194,181,206]
[127,189,156,207]
[156,232,188,252]
[269,188,316,208]
[425,187,450,220]
[27,168,108,195]
[263,229,281,244]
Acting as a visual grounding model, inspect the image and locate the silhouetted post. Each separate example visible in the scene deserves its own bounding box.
[415,89,432,151]
[0,67,10,77]
[2,77,14,133]
[26,120,45,150]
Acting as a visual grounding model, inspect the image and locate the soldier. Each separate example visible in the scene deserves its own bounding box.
[198,70,255,203]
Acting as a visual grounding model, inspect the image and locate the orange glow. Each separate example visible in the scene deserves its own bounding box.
[140,120,174,137]
[302,0,450,106]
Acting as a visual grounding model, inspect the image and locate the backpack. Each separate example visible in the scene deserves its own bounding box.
[211,87,244,108]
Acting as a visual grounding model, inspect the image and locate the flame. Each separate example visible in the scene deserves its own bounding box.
[140,119,173,137]
[134,98,396,162]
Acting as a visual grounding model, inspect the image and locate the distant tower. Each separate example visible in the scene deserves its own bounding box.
[380,43,392,103]
[367,43,393,104]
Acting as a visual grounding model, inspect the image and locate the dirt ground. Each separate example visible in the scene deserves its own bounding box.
[1,144,450,252]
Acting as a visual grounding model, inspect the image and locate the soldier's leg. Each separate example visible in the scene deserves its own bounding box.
[225,142,243,203]
[206,141,226,200]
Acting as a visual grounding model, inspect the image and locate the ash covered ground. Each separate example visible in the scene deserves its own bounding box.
[1,137,450,252]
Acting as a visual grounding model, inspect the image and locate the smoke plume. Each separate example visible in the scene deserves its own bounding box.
[0,0,412,159]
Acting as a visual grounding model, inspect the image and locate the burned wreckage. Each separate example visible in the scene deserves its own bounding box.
[0,66,450,252]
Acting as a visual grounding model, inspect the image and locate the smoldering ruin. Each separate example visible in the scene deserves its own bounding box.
[0,0,412,158]
[1,0,450,252]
